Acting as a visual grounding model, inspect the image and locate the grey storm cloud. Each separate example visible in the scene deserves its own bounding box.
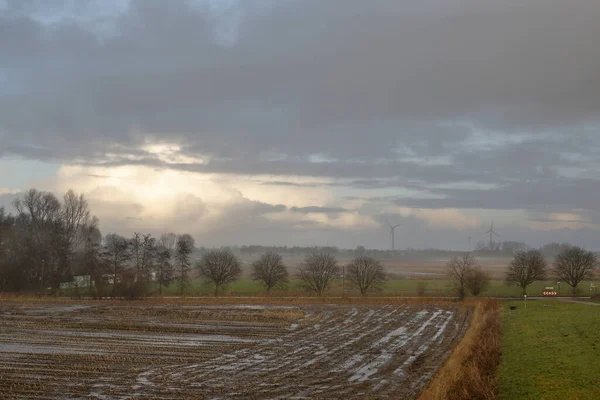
[397,178,600,213]
[2,0,600,223]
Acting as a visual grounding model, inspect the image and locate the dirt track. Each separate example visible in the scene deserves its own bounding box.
[0,301,470,399]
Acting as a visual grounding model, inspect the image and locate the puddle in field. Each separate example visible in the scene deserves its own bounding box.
[181,305,299,310]
[0,343,110,355]
[0,303,470,400]
[37,329,257,343]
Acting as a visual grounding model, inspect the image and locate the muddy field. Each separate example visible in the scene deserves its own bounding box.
[0,301,470,399]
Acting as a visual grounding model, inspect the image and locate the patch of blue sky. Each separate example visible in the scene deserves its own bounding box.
[0,158,60,190]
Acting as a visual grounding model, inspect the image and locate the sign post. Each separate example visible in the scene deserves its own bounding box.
[524,294,527,308]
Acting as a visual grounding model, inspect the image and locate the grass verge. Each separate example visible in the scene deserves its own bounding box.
[498,300,600,400]
[45,278,598,298]
[419,299,501,400]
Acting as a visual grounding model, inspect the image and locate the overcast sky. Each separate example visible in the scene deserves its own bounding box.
[2,0,600,250]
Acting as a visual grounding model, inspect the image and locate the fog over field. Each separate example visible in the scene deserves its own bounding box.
[2,1,600,250]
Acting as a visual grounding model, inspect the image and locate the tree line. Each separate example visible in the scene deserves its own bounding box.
[0,188,390,297]
[2,188,595,298]
[447,246,597,299]
[0,189,99,293]
[195,250,385,297]
[0,188,192,296]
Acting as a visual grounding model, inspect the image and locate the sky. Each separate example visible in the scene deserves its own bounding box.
[2,0,600,250]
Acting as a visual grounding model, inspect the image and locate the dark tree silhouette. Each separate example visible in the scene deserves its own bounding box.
[346,256,387,296]
[465,267,490,296]
[446,253,478,300]
[298,253,340,296]
[197,249,242,296]
[251,252,288,294]
[155,246,174,296]
[159,232,177,254]
[505,250,547,295]
[102,234,131,296]
[553,246,597,295]
[175,234,195,296]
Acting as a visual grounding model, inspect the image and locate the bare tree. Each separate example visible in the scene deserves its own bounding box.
[13,189,61,227]
[175,234,195,296]
[140,234,157,284]
[159,232,177,254]
[446,253,478,300]
[130,233,157,292]
[82,235,105,298]
[1,188,105,293]
[346,256,387,296]
[298,252,340,296]
[251,252,288,294]
[131,233,143,284]
[465,267,491,296]
[553,246,597,295]
[505,250,547,295]
[102,234,131,296]
[13,189,64,290]
[12,189,98,290]
[155,246,174,296]
[197,249,242,296]
[62,189,95,252]
[0,207,11,293]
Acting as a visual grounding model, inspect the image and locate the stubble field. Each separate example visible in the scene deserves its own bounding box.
[0,300,470,399]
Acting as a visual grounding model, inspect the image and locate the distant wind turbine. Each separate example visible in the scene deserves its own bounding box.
[386,221,401,251]
[483,221,500,249]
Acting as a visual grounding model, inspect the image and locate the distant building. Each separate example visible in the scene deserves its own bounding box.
[59,275,94,289]
[74,275,93,286]
[101,274,120,285]
[132,271,157,283]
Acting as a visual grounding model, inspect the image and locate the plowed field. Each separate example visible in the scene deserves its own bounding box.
[0,301,470,399]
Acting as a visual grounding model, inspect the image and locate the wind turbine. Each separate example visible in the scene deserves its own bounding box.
[386,221,401,251]
[483,221,500,250]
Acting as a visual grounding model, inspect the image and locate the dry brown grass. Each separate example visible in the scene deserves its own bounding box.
[147,296,467,307]
[418,299,501,400]
[1,294,469,310]
[261,308,305,322]
[0,294,468,307]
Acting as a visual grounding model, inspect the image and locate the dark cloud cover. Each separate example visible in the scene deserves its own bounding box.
[2,0,600,247]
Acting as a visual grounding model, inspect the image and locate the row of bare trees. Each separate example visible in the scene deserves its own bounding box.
[0,188,390,297]
[0,188,199,297]
[197,250,387,296]
[505,247,596,295]
[446,253,491,300]
[446,246,597,299]
[94,232,195,298]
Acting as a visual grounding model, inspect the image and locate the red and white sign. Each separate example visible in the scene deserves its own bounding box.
[542,291,557,296]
